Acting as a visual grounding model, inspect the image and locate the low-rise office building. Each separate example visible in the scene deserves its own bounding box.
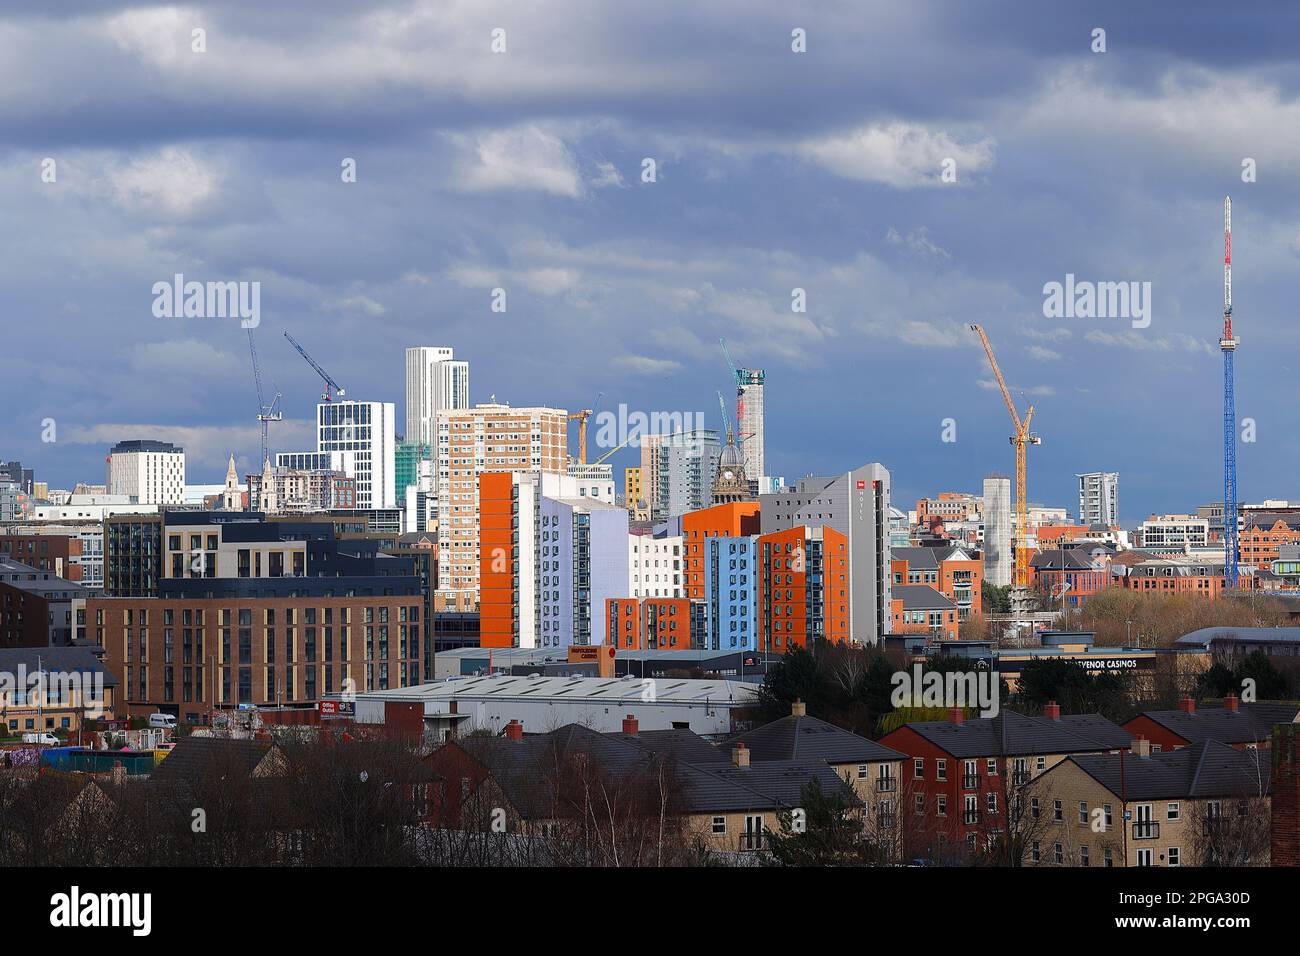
[891,544,982,621]
[0,646,118,737]
[890,584,959,641]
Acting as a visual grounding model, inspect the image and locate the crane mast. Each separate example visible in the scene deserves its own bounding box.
[1221,196,1240,589]
[971,324,1041,591]
[247,328,282,466]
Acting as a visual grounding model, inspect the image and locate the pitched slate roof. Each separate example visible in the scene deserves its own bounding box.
[0,646,119,688]
[893,584,955,611]
[1068,740,1272,800]
[899,710,1132,758]
[1030,548,1102,571]
[453,723,861,818]
[149,736,284,783]
[1134,703,1300,746]
[613,728,733,765]
[893,545,974,568]
[690,760,863,811]
[724,714,905,765]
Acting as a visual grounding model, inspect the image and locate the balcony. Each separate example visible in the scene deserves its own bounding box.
[876,776,897,793]
[962,774,980,790]
[1132,821,1160,840]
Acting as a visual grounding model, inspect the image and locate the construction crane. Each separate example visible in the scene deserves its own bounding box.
[283,331,345,402]
[970,324,1041,589]
[592,432,634,466]
[718,338,759,443]
[717,391,735,447]
[1220,196,1240,589]
[567,392,604,464]
[246,328,282,465]
[568,410,593,463]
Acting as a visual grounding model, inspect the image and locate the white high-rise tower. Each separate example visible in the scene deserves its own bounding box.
[1076,471,1119,526]
[404,347,469,444]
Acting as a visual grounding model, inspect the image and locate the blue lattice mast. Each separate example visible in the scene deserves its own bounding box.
[1221,196,1240,589]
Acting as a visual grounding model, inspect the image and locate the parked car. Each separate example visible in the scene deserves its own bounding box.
[148,713,177,729]
[21,732,59,745]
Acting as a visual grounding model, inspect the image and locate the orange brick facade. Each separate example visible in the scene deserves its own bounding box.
[605,597,702,650]
[478,471,516,649]
[682,502,760,601]
[757,525,848,652]
[1240,519,1300,570]
[890,551,982,621]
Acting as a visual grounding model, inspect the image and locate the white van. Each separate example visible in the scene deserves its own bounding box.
[148,713,177,729]
[22,732,59,745]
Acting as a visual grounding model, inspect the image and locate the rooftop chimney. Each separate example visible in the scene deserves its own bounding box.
[1043,700,1061,721]
[791,698,807,718]
[1178,697,1196,715]
[1225,694,1240,713]
[1131,737,1151,759]
[504,719,524,741]
[622,714,639,736]
[732,742,750,767]
[949,706,964,726]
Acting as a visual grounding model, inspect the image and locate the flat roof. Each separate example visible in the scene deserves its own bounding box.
[1177,627,1300,646]
[437,646,779,664]
[348,673,760,705]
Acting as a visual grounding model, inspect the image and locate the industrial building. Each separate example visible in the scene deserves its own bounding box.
[341,673,760,737]
[432,644,780,682]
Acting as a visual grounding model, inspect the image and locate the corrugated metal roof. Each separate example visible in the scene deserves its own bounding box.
[350,674,759,705]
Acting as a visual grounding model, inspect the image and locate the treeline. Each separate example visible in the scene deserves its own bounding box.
[0,737,433,867]
[1062,589,1294,648]
[749,639,1299,732]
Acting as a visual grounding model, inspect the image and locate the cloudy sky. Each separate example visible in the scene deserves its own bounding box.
[5,0,1300,523]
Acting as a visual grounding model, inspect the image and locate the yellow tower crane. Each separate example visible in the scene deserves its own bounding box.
[569,410,593,464]
[970,325,1041,589]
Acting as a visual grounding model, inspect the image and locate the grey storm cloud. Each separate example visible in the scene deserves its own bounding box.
[3,0,1300,523]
